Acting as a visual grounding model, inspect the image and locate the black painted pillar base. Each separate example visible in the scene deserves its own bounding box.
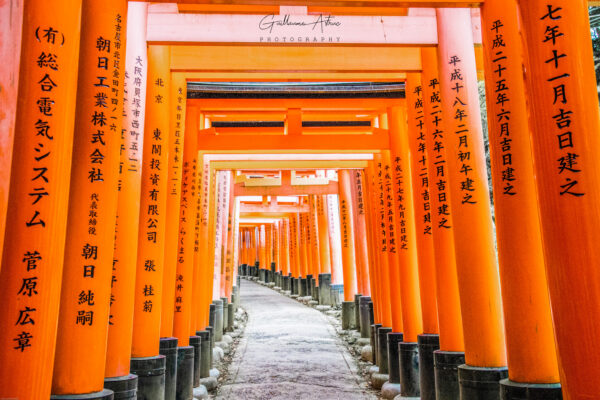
[208,304,216,330]
[270,262,276,283]
[371,323,382,365]
[418,334,440,400]
[459,364,508,400]
[300,278,307,296]
[387,332,404,384]
[258,268,265,282]
[359,296,372,338]
[306,274,313,296]
[434,350,465,400]
[130,355,166,400]
[318,273,332,305]
[205,327,214,368]
[159,337,178,400]
[500,379,562,400]
[51,389,114,399]
[175,346,194,400]
[196,331,211,379]
[189,335,201,387]
[341,301,356,330]
[212,299,224,342]
[377,327,392,374]
[221,297,229,332]
[354,293,362,332]
[104,374,138,400]
[227,302,234,332]
[291,277,297,294]
[400,341,420,397]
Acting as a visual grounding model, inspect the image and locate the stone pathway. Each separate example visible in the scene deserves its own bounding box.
[214,279,377,400]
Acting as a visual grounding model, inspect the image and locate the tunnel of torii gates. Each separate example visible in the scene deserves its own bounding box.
[4,0,600,400]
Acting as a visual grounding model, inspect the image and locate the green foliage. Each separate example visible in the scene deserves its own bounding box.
[590,7,600,90]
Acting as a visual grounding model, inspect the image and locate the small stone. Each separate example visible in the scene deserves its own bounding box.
[360,345,373,362]
[371,373,389,389]
[357,338,371,346]
[193,384,209,399]
[212,347,224,362]
[222,334,233,344]
[316,305,332,311]
[368,365,379,376]
[381,382,401,399]
[210,368,220,379]
[198,376,218,391]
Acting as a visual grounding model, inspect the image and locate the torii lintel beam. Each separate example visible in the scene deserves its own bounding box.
[235,180,339,196]
[210,160,368,169]
[138,1,484,7]
[239,203,310,213]
[170,46,423,72]
[198,131,390,151]
[147,13,482,45]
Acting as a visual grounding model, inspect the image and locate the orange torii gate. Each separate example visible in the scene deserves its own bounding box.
[3,1,600,399]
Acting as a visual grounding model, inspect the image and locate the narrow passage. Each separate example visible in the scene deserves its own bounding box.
[216,280,376,400]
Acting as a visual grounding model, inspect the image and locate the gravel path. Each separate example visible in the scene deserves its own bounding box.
[214,279,376,400]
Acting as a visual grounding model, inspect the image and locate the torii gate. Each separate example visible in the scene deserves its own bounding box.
[1,1,599,400]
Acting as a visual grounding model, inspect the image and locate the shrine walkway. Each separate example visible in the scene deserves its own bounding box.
[215,280,376,400]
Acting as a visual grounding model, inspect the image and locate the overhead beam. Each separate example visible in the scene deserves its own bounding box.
[210,160,368,169]
[188,97,404,111]
[138,1,484,7]
[170,45,422,72]
[149,13,463,45]
[177,4,410,15]
[202,110,379,121]
[176,71,408,81]
[239,203,310,213]
[198,130,390,151]
[235,179,339,196]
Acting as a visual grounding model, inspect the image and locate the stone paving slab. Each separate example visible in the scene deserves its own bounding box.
[215,280,377,400]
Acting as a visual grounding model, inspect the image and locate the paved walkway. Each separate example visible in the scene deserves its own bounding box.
[215,279,376,400]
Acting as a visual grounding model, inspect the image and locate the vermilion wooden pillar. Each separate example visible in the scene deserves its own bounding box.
[0,0,23,266]
[160,73,185,340]
[130,45,171,397]
[308,195,321,283]
[380,151,404,334]
[437,7,508,397]
[480,1,561,398]
[0,1,81,398]
[338,170,359,331]
[259,224,267,278]
[388,107,424,342]
[196,155,212,331]
[405,74,439,336]
[224,176,236,298]
[290,214,300,279]
[388,106,425,396]
[211,171,226,300]
[105,2,147,389]
[517,1,600,398]
[369,158,393,330]
[405,72,441,400]
[421,47,465,399]
[365,163,383,326]
[171,105,199,396]
[362,167,382,324]
[350,171,370,296]
[52,1,127,397]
